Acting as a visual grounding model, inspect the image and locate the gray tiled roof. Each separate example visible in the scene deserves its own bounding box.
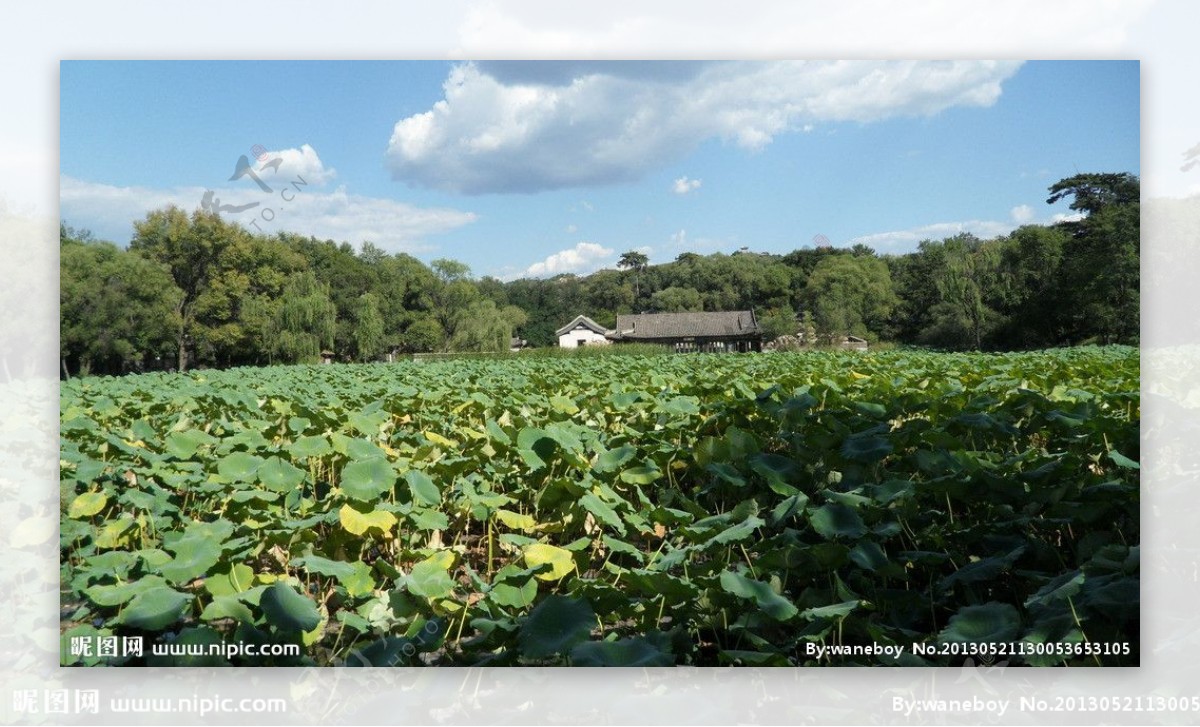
[555,315,610,337]
[611,311,761,340]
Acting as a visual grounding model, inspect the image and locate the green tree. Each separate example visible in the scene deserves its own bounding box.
[284,234,375,356]
[800,310,817,345]
[803,254,897,341]
[431,258,471,282]
[352,292,385,361]
[1048,172,1140,344]
[130,207,242,371]
[266,271,337,364]
[1047,172,1139,213]
[448,301,528,352]
[650,286,704,312]
[370,252,440,351]
[617,250,650,300]
[504,275,586,347]
[992,224,1071,348]
[582,269,634,327]
[402,317,444,353]
[885,241,946,343]
[759,308,799,342]
[192,232,308,367]
[424,258,481,346]
[935,234,1002,350]
[434,280,480,346]
[60,236,180,376]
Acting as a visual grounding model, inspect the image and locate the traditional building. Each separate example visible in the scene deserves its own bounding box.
[607,311,763,352]
[556,315,612,348]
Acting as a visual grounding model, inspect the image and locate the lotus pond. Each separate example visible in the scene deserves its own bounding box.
[60,347,1139,666]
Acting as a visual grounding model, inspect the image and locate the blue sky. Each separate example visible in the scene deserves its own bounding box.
[60,60,1139,279]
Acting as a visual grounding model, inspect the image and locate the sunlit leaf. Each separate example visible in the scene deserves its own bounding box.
[68,491,108,519]
[523,543,576,581]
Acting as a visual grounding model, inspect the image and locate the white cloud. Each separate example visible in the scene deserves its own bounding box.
[1010,204,1035,224]
[672,176,702,195]
[850,204,1108,251]
[59,175,475,254]
[385,60,1023,194]
[262,144,337,186]
[519,241,614,278]
[666,229,734,254]
[847,219,1017,251]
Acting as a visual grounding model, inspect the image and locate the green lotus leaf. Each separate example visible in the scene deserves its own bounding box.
[260,581,322,633]
[518,595,595,659]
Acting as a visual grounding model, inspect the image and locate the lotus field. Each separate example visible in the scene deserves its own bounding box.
[59,347,1140,666]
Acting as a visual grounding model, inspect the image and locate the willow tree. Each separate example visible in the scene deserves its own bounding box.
[267,271,337,364]
[352,292,385,361]
[936,234,1001,350]
[448,300,528,352]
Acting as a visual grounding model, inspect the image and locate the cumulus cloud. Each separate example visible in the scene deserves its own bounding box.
[59,175,475,254]
[261,144,337,186]
[1010,204,1035,224]
[385,60,1023,194]
[672,176,702,195]
[518,241,614,278]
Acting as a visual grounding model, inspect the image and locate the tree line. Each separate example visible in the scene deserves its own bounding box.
[60,172,1138,377]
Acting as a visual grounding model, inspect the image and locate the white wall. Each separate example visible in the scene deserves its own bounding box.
[557,326,609,348]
